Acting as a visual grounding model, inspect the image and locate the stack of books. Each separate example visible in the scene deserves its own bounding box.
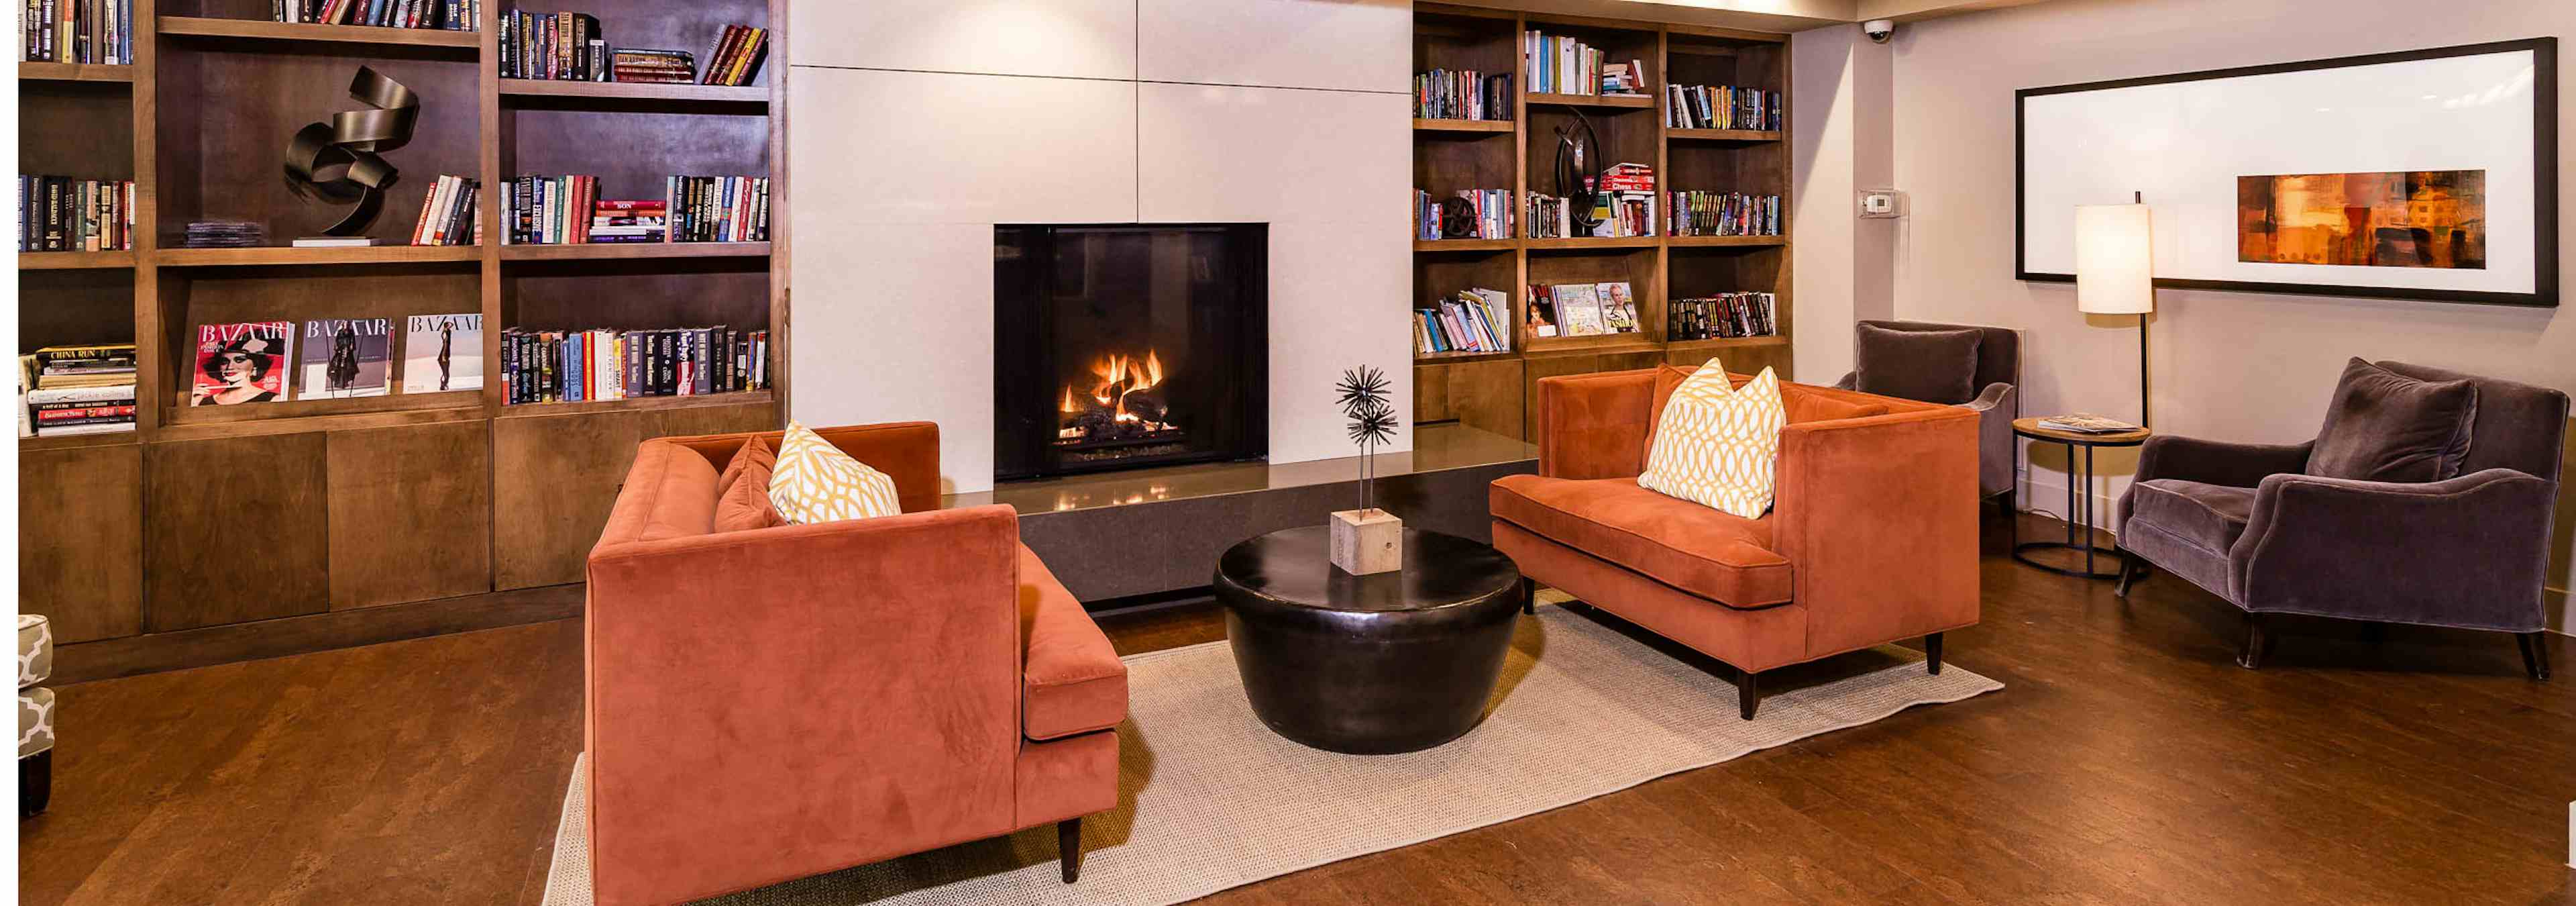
[1413,69,1513,121]
[502,174,597,244]
[1597,162,1657,238]
[274,0,480,30]
[18,344,137,438]
[410,174,482,246]
[608,48,695,84]
[1527,282,1638,338]
[666,176,768,243]
[1672,293,1776,340]
[1414,189,1512,241]
[18,177,134,252]
[699,24,767,86]
[1416,289,1512,355]
[182,219,264,248]
[23,0,133,64]
[1669,191,1780,237]
[500,10,604,80]
[500,326,769,404]
[1523,30,1642,96]
[1665,85,1782,131]
[590,200,665,244]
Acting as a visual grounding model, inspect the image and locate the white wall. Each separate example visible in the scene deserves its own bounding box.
[786,0,1411,493]
[1792,0,2576,629]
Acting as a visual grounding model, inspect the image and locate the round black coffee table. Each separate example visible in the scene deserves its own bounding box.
[1213,526,1525,755]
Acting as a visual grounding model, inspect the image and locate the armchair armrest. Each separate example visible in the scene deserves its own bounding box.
[584,505,1024,905]
[2232,468,2556,631]
[2135,434,2314,488]
[1966,383,2016,499]
[1772,406,1984,656]
[1534,369,1658,480]
[1833,371,1857,391]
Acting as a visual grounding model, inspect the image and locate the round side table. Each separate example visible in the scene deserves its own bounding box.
[2011,417,2151,580]
[1212,526,1524,755]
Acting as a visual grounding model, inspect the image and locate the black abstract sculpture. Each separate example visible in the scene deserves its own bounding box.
[1336,365,1397,514]
[286,66,421,236]
[1552,107,1606,236]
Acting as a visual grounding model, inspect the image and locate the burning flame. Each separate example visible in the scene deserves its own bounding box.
[1071,350,1165,419]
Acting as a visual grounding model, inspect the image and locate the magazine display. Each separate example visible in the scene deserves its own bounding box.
[191,321,294,406]
[404,313,485,393]
[298,318,394,400]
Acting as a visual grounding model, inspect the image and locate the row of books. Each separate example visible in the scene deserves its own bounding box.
[698,23,768,86]
[411,174,482,246]
[500,326,769,404]
[500,176,765,244]
[498,10,604,80]
[187,316,484,406]
[1413,69,1513,122]
[1416,289,1512,356]
[17,176,133,252]
[1414,189,1512,241]
[1666,85,1781,132]
[608,48,693,85]
[1528,282,1638,338]
[16,343,135,437]
[20,0,131,63]
[1672,293,1776,340]
[272,0,478,30]
[1525,30,1645,96]
[1669,191,1781,238]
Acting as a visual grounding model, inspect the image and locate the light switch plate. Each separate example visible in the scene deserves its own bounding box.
[1858,189,1906,219]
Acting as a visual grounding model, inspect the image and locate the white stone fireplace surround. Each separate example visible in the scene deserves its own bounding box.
[787,0,1413,494]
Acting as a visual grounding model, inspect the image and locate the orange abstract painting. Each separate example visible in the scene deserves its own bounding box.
[2237,170,2485,269]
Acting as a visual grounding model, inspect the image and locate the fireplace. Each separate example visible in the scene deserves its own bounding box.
[995,223,1269,481]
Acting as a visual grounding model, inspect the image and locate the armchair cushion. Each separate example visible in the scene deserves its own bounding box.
[2125,479,2257,554]
[1016,544,1128,741]
[1491,474,1793,609]
[2232,468,2555,630]
[1854,322,1981,405]
[2306,358,2477,483]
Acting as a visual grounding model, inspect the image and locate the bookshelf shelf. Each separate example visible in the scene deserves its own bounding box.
[1665,235,1786,248]
[152,400,491,442]
[155,16,484,52]
[155,246,484,267]
[498,80,769,106]
[1525,92,1654,109]
[1415,348,1520,364]
[1413,117,1514,134]
[18,62,136,83]
[1414,238,1518,252]
[494,389,775,417]
[19,250,140,270]
[498,242,771,262]
[17,431,143,452]
[1666,335,1788,354]
[1525,236,1659,250]
[1667,128,1778,142]
[163,391,486,427]
[1525,338,1662,358]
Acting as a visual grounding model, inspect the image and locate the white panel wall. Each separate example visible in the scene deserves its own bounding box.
[1136,0,1409,93]
[785,223,1000,491]
[790,68,1138,225]
[790,0,1134,79]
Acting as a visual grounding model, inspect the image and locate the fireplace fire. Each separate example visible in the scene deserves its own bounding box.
[1059,350,1183,447]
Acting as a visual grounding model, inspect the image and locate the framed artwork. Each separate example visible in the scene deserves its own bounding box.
[2017,38,2557,307]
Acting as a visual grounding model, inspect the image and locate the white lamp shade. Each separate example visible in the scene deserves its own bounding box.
[2074,203,2155,315]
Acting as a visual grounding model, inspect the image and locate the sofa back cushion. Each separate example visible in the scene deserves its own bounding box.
[713,435,776,501]
[2306,357,2479,483]
[714,455,788,532]
[2374,360,2570,483]
[1854,322,1982,405]
[612,441,722,544]
[1640,362,1788,519]
[769,421,906,524]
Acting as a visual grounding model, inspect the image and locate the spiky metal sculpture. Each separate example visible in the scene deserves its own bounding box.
[1336,365,1397,513]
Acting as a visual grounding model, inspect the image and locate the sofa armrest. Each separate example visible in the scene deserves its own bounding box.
[1772,406,1984,658]
[1534,369,1658,480]
[2135,434,2313,489]
[1833,371,1857,391]
[2231,468,2555,631]
[1966,383,2016,499]
[1016,546,1128,740]
[584,505,1024,905]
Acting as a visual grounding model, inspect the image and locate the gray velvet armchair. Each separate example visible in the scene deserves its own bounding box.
[1834,319,2019,510]
[2114,359,2565,679]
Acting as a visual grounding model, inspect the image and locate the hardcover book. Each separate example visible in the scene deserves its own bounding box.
[402,313,484,393]
[191,321,294,406]
[297,318,392,400]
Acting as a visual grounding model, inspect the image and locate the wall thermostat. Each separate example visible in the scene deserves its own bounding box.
[1858,189,1906,219]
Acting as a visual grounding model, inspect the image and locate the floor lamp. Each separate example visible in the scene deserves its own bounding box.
[2074,197,2155,427]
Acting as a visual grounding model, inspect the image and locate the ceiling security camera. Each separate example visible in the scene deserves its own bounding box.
[1863,19,1894,44]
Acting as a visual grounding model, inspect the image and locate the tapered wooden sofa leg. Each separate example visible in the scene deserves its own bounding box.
[1925,632,1944,676]
[1059,817,1083,883]
[2519,632,2551,681]
[1735,668,1761,720]
[2236,613,2267,670]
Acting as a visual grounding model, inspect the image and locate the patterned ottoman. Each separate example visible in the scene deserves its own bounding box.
[19,613,54,817]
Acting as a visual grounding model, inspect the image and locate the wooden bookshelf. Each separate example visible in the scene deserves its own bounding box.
[1411,3,1792,442]
[18,0,791,662]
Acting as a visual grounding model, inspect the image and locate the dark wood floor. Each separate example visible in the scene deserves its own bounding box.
[20,513,2574,905]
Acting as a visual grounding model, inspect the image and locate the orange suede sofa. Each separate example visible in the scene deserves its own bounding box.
[1491,366,1980,719]
[584,422,1128,906]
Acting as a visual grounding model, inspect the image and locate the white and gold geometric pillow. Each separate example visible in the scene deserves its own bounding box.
[1638,360,1788,519]
[767,422,904,525]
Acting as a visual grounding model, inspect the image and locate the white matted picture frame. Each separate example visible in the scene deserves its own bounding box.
[2017,38,2558,307]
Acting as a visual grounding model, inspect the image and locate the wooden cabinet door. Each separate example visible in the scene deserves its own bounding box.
[20,444,144,643]
[145,434,332,632]
[492,401,778,590]
[326,421,494,609]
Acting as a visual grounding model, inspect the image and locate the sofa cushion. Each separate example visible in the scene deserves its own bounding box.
[2306,358,2478,483]
[2126,479,2259,554]
[1491,474,1793,609]
[1648,366,1891,453]
[624,442,722,542]
[1017,544,1128,741]
[17,615,51,689]
[1640,362,1788,519]
[769,421,905,525]
[712,436,776,501]
[712,456,787,532]
[1855,322,1982,405]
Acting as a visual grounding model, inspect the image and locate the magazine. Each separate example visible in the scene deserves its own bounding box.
[402,313,484,393]
[191,321,294,406]
[297,318,393,400]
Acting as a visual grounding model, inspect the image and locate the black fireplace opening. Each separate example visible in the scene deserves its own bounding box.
[995,223,1269,482]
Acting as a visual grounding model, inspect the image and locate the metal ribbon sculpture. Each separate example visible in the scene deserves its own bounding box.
[286,66,421,236]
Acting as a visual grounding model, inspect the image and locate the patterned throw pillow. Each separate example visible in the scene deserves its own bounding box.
[1638,359,1788,519]
[767,422,904,525]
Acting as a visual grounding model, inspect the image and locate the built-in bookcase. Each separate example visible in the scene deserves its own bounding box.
[1411,3,1792,441]
[17,0,791,665]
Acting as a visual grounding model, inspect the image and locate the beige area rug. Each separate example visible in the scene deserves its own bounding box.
[543,598,2002,905]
